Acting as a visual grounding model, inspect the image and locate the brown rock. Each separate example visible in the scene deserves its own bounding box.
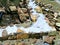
[17,28,24,33]
[44,36,54,44]
[35,6,42,13]
[2,30,8,37]
[22,8,27,13]
[31,14,38,22]
[17,7,24,14]
[19,14,28,22]
[17,33,28,39]
[0,7,5,12]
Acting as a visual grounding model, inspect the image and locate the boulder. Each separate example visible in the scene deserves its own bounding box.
[44,36,53,44]
[9,6,17,11]
[54,12,58,18]
[44,4,52,9]
[56,23,60,27]
[22,8,27,13]
[17,7,24,14]
[19,14,27,22]
[17,28,24,33]
[0,7,5,12]
[35,6,42,13]
[31,14,38,22]
[24,13,29,19]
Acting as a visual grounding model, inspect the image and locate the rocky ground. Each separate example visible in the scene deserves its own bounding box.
[0,38,60,45]
[0,39,53,45]
[0,0,60,45]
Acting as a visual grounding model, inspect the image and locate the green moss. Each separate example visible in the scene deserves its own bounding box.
[40,0,60,11]
[0,0,22,6]
[0,0,7,6]
[48,31,58,36]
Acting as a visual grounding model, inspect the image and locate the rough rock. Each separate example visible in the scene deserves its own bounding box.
[9,6,17,11]
[35,6,42,13]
